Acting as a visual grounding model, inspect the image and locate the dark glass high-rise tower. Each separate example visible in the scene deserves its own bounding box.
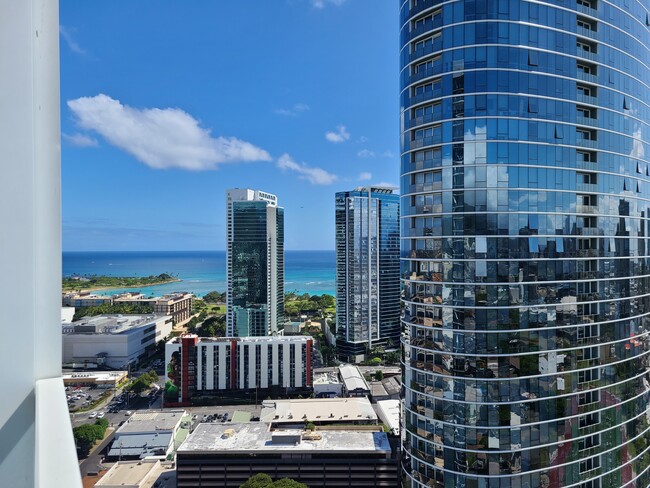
[335,186,401,362]
[226,189,284,337]
[400,1,650,487]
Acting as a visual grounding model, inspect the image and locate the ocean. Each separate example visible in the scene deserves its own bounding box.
[62,250,336,297]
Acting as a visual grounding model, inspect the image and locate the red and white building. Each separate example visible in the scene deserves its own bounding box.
[164,334,313,405]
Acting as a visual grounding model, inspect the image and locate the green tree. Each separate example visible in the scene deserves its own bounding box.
[239,474,308,488]
[199,315,226,337]
[240,473,273,488]
[375,370,384,381]
[285,301,300,316]
[203,291,225,303]
[385,351,400,365]
[271,479,308,488]
[73,421,107,457]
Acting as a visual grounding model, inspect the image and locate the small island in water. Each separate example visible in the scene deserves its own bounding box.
[62,273,180,292]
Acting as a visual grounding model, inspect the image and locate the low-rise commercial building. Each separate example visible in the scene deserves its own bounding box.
[95,460,175,488]
[313,371,342,398]
[339,364,370,397]
[154,292,193,325]
[62,371,128,389]
[176,423,398,488]
[62,314,173,369]
[164,334,313,406]
[107,410,190,461]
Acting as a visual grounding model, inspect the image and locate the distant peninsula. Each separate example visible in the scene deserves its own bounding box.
[62,273,180,292]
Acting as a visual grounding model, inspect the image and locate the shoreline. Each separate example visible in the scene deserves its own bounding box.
[63,278,182,294]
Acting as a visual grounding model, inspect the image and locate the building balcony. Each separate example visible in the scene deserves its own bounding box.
[576,93,598,106]
[576,71,598,83]
[576,47,598,62]
[577,115,598,127]
[577,26,598,40]
[577,227,602,236]
[577,183,598,192]
[577,4,598,18]
[576,137,598,149]
[576,204,599,214]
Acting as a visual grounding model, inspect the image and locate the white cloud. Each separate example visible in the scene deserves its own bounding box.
[62,132,98,147]
[59,25,85,54]
[67,94,271,171]
[311,0,346,8]
[357,149,375,158]
[381,150,395,158]
[359,172,372,181]
[358,136,369,143]
[325,125,350,143]
[277,153,337,185]
[274,103,310,117]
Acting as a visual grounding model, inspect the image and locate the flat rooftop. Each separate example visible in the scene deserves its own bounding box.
[178,423,391,454]
[63,371,127,382]
[95,460,175,488]
[260,397,376,423]
[108,432,173,458]
[370,382,389,397]
[313,372,340,385]
[95,460,159,487]
[64,314,169,335]
[118,410,188,433]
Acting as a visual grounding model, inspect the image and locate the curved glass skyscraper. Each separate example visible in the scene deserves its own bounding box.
[400,1,650,487]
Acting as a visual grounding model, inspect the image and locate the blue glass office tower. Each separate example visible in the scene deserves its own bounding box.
[400,1,650,487]
[226,189,284,337]
[335,187,400,362]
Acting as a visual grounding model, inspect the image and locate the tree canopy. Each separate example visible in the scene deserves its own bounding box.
[202,291,226,303]
[126,369,159,394]
[73,418,109,457]
[198,315,226,337]
[239,473,308,488]
[284,293,335,318]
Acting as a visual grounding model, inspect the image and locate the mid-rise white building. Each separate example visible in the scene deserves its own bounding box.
[62,314,173,369]
[164,334,312,405]
[226,188,284,337]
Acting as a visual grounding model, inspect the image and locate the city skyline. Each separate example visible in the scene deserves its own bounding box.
[59,1,398,252]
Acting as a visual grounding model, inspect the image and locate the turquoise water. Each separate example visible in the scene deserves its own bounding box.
[62,250,335,297]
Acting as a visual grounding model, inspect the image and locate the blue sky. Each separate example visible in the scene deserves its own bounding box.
[60,1,398,251]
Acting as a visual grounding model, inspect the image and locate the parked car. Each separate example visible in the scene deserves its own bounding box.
[125,410,132,416]
[88,412,97,418]
[97,412,105,419]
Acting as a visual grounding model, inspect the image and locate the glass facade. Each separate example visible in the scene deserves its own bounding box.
[399,1,650,487]
[227,189,284,337]
[336,187,401,361]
